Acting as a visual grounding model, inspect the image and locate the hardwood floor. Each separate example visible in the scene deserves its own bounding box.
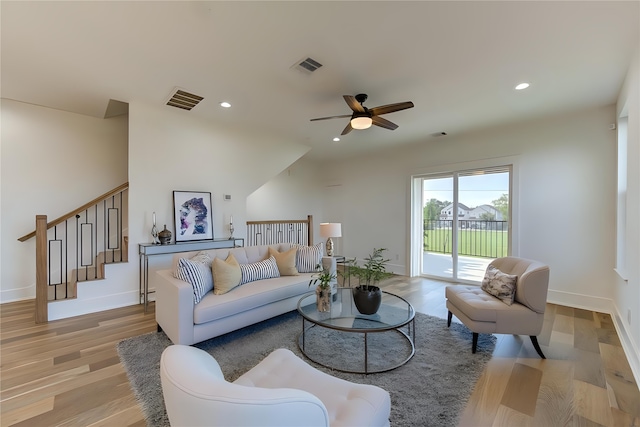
[1,277,639,426]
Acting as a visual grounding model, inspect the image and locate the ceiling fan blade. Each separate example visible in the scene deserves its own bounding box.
[371,115,398,131]
[369,101,414,116]
[341,122,354,135]
[343,95,365,113]
[310,114,351,122]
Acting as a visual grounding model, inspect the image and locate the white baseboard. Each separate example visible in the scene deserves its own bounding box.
[547,289,640,387]
[611,306,640,389]
[547,289,614,313]
[48,290,140,321]
[388,262,406,276]
[0,286,34,303]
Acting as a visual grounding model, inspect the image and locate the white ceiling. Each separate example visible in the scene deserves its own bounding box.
[2,1,638,161]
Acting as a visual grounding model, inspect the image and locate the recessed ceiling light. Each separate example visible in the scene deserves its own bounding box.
[515,83,530,90]
[220,101,231,108]
[332,137,340,142]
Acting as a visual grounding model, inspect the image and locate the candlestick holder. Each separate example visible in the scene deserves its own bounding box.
[151,212,160,244]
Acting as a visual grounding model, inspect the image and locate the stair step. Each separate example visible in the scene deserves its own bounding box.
[48,283,76,301]
[46,237,129,303]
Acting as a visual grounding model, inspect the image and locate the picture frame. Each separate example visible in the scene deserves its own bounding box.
[173,191,214,242]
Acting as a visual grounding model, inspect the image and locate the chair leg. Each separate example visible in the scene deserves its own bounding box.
[447,311,452,327]
[530,336,546,359]
[472,332,478,353]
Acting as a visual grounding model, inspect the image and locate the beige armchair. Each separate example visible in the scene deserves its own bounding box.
[445,257,550,358]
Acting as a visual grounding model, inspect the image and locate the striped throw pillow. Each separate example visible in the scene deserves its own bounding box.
[294,243,323,273]
[239,256,280,285]
[173,252,213,304]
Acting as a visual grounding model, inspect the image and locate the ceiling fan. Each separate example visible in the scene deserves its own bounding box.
[310,94,414,135]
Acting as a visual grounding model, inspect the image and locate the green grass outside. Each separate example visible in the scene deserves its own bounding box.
[423,228,508,258]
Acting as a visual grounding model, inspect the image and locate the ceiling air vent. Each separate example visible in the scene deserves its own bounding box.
[165,88,204,111]
[291,57,323,74]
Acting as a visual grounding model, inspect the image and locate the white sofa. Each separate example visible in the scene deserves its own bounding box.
[155,243,336,345]
[160,345,391,427]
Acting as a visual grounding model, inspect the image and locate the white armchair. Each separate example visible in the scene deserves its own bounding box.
[160,345,391,427]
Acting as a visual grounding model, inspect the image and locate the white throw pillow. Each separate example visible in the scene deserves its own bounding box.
[173,252,213,304]
[239,256,280,285]
[481,265,517,306]
[294,243,323,273]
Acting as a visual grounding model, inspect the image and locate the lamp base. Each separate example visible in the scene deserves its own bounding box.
[325,238,334,257]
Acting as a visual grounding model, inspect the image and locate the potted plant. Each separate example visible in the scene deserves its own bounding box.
[309,264,336,312]
[343,248,393,314]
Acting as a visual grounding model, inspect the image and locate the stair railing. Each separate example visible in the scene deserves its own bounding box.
[246,215,313,247]
[19,182,129,323]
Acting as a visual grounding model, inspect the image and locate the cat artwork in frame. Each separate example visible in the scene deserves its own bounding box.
[173,190,214,242]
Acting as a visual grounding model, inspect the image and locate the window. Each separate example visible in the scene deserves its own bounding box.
[411,165,512,283]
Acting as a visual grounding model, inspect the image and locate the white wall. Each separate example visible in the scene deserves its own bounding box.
[0,99,311,319]
[321,106,617,308]
[246,157,333,246]
[125,102,311,308]
[0,99,128,302]
[614,46,639,379]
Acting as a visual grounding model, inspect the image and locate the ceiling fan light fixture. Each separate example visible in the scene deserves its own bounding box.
[351,116,373,130]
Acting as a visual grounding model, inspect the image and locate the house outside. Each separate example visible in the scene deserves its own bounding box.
[439,203,503,221]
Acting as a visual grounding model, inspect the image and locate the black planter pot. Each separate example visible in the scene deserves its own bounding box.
[352,285,382,315]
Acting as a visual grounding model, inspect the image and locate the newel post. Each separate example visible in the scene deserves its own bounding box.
[35,215,48,323]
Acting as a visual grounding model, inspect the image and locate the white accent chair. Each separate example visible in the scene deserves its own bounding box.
[160,345,391,427]
[445,256,550,358]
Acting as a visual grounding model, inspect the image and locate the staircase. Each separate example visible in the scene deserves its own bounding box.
[18,183,129,322]
[46,237,129,301]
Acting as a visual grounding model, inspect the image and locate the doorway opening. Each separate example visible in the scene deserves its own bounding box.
[412,165,512,283]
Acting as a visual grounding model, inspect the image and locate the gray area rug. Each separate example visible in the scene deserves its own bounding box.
[117,311,495,427]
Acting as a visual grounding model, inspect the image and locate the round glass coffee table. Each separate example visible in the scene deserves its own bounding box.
[297,287,415,374]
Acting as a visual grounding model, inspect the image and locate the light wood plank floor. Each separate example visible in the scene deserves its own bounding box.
[1,277,639,426]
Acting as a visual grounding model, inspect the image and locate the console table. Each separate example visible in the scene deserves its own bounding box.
[139,238,244,311]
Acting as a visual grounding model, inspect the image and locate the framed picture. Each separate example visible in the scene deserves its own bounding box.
[173,191,214,242]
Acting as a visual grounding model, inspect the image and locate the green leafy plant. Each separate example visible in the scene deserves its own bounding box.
[308,264,336,290]
[343,248,393,290]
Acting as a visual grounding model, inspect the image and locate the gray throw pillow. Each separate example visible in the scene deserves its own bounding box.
[481,265,517,306]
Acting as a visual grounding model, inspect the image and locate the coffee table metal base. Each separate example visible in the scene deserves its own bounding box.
[297,317,415,374]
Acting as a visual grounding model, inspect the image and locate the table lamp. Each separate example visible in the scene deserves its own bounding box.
[319,223,341,257]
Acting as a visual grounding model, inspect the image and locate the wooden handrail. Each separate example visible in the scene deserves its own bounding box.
[18,182,129,242]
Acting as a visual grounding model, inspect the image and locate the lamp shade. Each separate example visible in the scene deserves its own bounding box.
[350,116,372,130]
[319,223,342,238]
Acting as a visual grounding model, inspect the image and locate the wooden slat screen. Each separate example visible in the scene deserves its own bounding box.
[246,215,313,246]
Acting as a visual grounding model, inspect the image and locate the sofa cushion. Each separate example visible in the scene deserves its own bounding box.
[239,256,280,285]
[268,247,299,276]
[481,265,517,306]
[173,252,213,304]
[212,254,242,295]
[294,243,323,273]
[194,274,313,325]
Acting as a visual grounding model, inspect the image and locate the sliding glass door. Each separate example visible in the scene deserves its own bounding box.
[419,166,511,282]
